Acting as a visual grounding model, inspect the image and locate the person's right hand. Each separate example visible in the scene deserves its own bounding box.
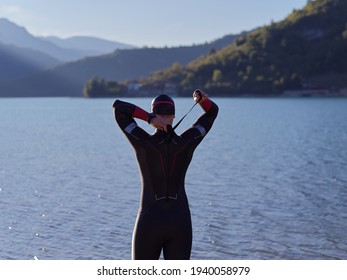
[193,89,208,103]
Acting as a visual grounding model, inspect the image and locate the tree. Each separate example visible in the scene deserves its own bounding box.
[212,69,222,82]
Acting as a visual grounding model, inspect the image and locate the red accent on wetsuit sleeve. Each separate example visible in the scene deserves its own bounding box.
[133,106,149,122]
[200,98,213,111]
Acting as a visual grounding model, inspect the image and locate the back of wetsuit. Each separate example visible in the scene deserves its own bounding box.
[113,98,218,259]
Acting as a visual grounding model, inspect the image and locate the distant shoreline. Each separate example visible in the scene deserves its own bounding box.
[281,89,347,98]
[1,89,347,99]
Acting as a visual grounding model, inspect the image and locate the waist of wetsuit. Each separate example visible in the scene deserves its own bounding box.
[139,198,190,216]
[155,193,178,201]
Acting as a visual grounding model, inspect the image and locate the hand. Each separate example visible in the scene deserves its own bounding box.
[193,89,208,103]
[149,115,168,132]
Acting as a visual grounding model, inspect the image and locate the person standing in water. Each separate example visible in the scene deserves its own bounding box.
[112,89,218,259]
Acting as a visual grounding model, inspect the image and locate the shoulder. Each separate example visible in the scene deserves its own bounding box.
[180,126,204,141]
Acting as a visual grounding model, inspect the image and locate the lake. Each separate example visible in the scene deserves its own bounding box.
[0,97,346,260]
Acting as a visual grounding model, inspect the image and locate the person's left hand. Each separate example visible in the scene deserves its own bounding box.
[149,115,168,132]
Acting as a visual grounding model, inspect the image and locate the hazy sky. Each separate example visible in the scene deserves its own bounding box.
[0,0,308,47]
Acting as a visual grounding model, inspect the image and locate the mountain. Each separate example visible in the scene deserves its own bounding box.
[0,18,138,96]
[41,36,136,56]
[0,32,244,97]
[0,42,61,81]
[0,18,136,62]
[124,0,347,97]
[0,18,82,62]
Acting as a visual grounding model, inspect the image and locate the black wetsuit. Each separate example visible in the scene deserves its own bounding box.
[113,99,218,259]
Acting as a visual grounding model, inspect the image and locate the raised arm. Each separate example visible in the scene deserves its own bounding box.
[192,89,219,136]
[113,100,149,130]
[113,99,169,135]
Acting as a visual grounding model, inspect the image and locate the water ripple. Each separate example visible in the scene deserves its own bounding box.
[1,98,347,259]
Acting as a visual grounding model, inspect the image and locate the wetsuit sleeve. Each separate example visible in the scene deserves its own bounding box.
[181,98,219,145]
[195,98,218,135]
[113,99,150,142]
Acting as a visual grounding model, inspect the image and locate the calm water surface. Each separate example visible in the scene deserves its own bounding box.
[0,97,346,260]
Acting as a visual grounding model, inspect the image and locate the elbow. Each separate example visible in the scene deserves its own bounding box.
[112,99,121,110]
[112,100,123,121]
[215,103,219,114]
[113,100,128,115]
[112,99,135,120]
[211,103,219,118]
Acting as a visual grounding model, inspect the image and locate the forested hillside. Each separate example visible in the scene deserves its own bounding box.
[88,0,347,97]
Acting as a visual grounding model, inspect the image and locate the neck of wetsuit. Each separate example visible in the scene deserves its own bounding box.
[165,125,174,143]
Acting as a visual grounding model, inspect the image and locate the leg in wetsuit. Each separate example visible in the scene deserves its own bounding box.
[132,200,192,259]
